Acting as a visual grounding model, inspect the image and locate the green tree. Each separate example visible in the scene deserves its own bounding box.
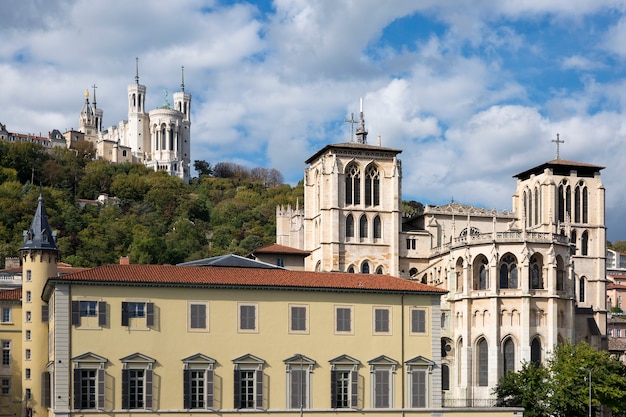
[495,361,550,417]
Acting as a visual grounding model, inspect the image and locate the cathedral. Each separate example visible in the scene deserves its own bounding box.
[275,107,607,405]
[68,59,192,183]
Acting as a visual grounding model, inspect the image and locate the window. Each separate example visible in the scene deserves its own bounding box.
[373,215,382,239]
[406,356,434,408]
[499,254,518,289]
[335,306,353,334]
[582,231,589,256]
[121,353,155,410]
[26,311,31,322]
[1,378,9,395]
[238,303,258,332]
[72,353,108,410]
[182,354,215,410]
[1,341,9,366]
[284,354,315,409]
[121,301,154,327]
[410,309,426,334]
[26,291,31,303]
[529,255,543,289]
[579,277,586,303]
[346,215,354,238]
[25,388,31,400]
[345,164,360,205]
[442,364,450,391]
[233,354,265,410]
[25,349,31,361]
[72,301,107,327]
[25,368,31,379]
[364,165,380,206]
[359,215,368,239]
[189,302,208,331]
[373,307,391,334]
[290,305,308,333]
[1,308,10,323]
[503,338,515,375]
[368,356,397,408]
[531,338,542,366]
[25,330,31,341]
[26,270,31,282]
[477,338,488,386]
[276,257,285,267]
[330,355,360,409]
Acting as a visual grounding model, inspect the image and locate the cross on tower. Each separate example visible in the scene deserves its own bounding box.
[91,83,97,108]
[344,113,357,142]
[551,133,564,160]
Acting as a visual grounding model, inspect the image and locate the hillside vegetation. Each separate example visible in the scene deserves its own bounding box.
[0,141,303,268]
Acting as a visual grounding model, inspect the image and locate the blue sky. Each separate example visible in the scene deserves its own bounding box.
[2,0,626,241]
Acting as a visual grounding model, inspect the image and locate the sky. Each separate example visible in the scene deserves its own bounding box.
[2,0,626,241]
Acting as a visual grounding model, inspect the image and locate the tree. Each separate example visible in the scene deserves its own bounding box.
[609,240,626,254]
[193,160,213,177]
[494,341,626,416]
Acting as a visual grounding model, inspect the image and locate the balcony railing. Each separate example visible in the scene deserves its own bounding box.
[442,397,498,408]
[431,231,569,255]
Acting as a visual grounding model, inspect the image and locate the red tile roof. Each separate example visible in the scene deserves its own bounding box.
[0,288,21,301]
[45,265,446,296]
[252,244,310,255]
[607,284,626,290]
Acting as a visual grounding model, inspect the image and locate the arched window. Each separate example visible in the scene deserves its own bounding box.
[442,364,450,391]
[558,184,565,222]
[375,266,383,274]
[579,276,586,302]
[581,231,589,256]
[347,266,355,273]
[582,186,588,223]
[456,258,464,293]
[477,338,488,386]
[473,256,489,290]
[534,186,540,225]
[530,255,543,289]
[531,338,541,367]
[346,215,354,238]
[373,216,382,239]
[499,254,517,289]
[409,268,417,276]
[565,184,571,220]
[523,190,528,228]
[556,256,565,291]
[503,338,515,375]
[528,189,533,227]
[575,186,581,223]
[364,165,380,206]
[359,215,368,239]
[345,163,360,205]
[361,262,370,274]
[570,230,577,255]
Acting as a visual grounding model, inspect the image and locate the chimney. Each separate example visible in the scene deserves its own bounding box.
[119,256,130,265]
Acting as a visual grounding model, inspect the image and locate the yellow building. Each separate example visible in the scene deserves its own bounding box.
[3,197,522,417]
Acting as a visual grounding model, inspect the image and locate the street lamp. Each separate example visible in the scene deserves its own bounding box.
[580,367,592,417]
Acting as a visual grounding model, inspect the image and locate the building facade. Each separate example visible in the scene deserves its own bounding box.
[276,109,608,405]
[69,60,192,183]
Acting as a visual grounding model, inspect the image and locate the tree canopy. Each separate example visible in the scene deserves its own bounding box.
[495,341,626,416]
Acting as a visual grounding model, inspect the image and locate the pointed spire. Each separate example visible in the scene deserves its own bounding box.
[181,66,185,92]
[135,57,140,85]
[20,195,58,251]
[92,83,98,109]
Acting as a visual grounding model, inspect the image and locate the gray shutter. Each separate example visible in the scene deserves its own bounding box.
[73,369,81,409]
[41,305,48,323]
[206,369,214,409]
[330,371,337,408]
[145,369,153,410]
[146,303,154,327]
[121,302,129,327]
[121,369,129,409]
[41,372,51,408]
[71,301,80,326]
[97,368,105,409]
[233,370,241,409]
[255,369,263,409]
[350,370,358,409]
[98,302,106,327]
[183,369,191,409]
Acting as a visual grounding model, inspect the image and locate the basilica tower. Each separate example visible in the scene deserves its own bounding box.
[172,66,192,183]
[127,58,150,160]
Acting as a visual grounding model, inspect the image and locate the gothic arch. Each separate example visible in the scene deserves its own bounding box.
[359,214,368,240]
[502,336,516,375]
[361,260,371,274]
[473,254,489,290]
[581,230,589,256]
[373,215,382,240]
[345,214,354,239]
[529,253,544,289]
[530,336,542,366]
[364,162,380,207]
[344,161,361,205]
[476,337,489,386]
[455,257,464,293]
[498,253,518,289]
[556,255,565,291]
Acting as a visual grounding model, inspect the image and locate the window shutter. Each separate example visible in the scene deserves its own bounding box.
[255,369,263,409]
[41,371,51,408]
[330,371,337,408]
[206,369,214,409]
[73,369,81,409]
[350,370,358,409]
[71,301,80,326]
[183,369,191,409]
[146,303,155,327]
[145,369,153,410]
[41,305,48,323]
[97,368,105,409]
[233,370,241,409]
[98,302,106,326]
[121,369,129,409]
[121,302,129,327]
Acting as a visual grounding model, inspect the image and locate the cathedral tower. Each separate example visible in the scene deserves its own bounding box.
[172,66,192,183]
[19,196,61,416]
[127,58,150,160]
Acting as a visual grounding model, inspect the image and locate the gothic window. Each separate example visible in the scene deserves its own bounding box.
[528,189,533,227]
[456,258,464,293]
[376,266,384,274]
[359,215,368,239]
[530,338,541,366]
[558,185,565,222]
[345,164,360,205]
[373,216,382,239]
[529,255,543,289]
[364,165,380,206]
[442,364,449,391]
[575,186,581,223]
[474,257,489,290]
[499,254,518,289]
[581,231,589,256]
[161,124,167,150]
[361,262,370,274]
[459,227,480,239]
[556,256,565,291]
[346,215,354,238]
[347,266,355,273]
[534,187,540,225]
[503,338,515,375]
[477,338,488,386]
[582,186,588,223]
[579,276,586,303]
[571,230,577,255]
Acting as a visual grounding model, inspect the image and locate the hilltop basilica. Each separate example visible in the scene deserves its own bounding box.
[274,107,607,404]
[67,59,192,183]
